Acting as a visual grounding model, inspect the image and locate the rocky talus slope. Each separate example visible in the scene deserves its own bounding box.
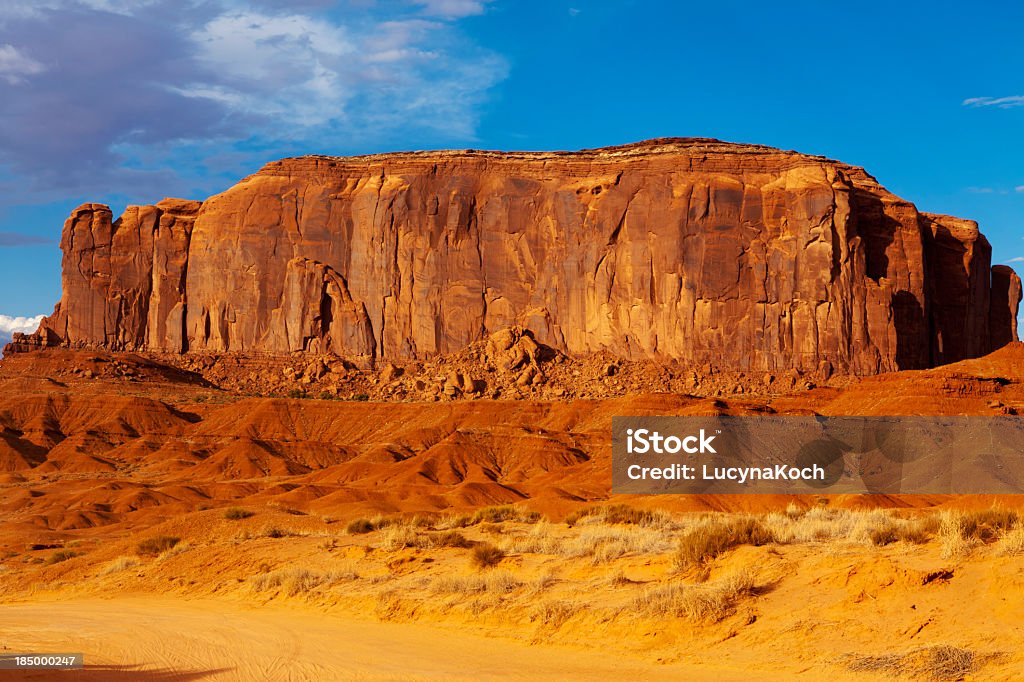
[10,138,1020,375]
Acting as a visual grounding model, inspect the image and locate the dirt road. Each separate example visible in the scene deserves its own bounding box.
[0,597,771,681]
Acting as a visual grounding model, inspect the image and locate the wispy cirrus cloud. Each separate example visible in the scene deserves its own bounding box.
[962,95,1024,109]
[0,1,507,204]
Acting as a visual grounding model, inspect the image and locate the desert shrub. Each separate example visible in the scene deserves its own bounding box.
[956,508,1018,542]
[262,527,290,539]
[440,513,473,529]
[938,508,1018,558]
[564,504,667,528]
[428,530,471,548]
[352,393,370,402]
[471,542,505,569]
[286,389,307,399]
[346,518,376,535]
[46,550,80,565]
[470,505,540,525]
[157,541,191,561]
[136,535,180,557]
[868,516,933,547]
[674,516,773,570]
[224,507,255,520]
[347,515,397,535]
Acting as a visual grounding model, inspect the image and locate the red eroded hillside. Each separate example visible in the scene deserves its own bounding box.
[1,344,1022,555]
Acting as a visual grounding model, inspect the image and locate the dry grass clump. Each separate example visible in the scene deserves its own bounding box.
[157,541,192,561]
[251,567,356,596]
[262,526,295,539]
[529,600,575,628]
[99,556,139,575]
[633,569,756,623]
[844,645,999,681]
[346,515,397,535]
[939,508,1018,558]
[674,516,774,570]
[501,521,562,555]
[559,526,671,564]
[46,550,80,565]
[431,570,520,595]
[996,526,1024,556]
[868,515,939,547]
[425,530,471,548]
[469,505,541,525]
[224,507,255,520]
[135,535,180,557]
[760,507,942,547]
[564,504,670,528]
[953,508,1018,542]
[380,525,419,551]
[470,542,505,569]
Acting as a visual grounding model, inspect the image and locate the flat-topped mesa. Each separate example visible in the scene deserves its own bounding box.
[13,138,1021,374]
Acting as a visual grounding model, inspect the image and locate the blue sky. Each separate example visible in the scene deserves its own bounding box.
[0,0,1022,333]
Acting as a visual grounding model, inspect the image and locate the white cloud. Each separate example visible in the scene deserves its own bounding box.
[0,44,45,84]
[176,9,504,137]
[184,10,356,126]
[416,0,491,18]
[1016,186,1024,193]
[0,1,507,200]
[962,96,1024,109]
[1007,257,1024,264]
[0,314,44,346]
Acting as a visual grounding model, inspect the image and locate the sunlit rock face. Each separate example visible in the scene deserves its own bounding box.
[25,139,1021,374]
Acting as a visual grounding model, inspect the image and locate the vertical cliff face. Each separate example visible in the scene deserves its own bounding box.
[39,199,201,353]
[19,139,1021,374]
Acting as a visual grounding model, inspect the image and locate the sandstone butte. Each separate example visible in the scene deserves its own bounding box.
[10,138,1021,375]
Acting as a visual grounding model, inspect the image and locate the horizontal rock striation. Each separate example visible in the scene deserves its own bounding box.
[14,138,1021,374]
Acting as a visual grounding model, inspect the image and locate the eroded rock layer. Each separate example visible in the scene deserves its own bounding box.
[18,139,1021,374]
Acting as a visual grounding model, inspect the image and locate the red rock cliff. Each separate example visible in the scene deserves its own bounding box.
[20,139,1022,374]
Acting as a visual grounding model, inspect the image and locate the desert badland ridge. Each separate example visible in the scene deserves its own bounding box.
[8,137,1021,377]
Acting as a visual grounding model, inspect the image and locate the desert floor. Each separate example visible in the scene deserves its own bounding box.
[3,347,1024,680]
